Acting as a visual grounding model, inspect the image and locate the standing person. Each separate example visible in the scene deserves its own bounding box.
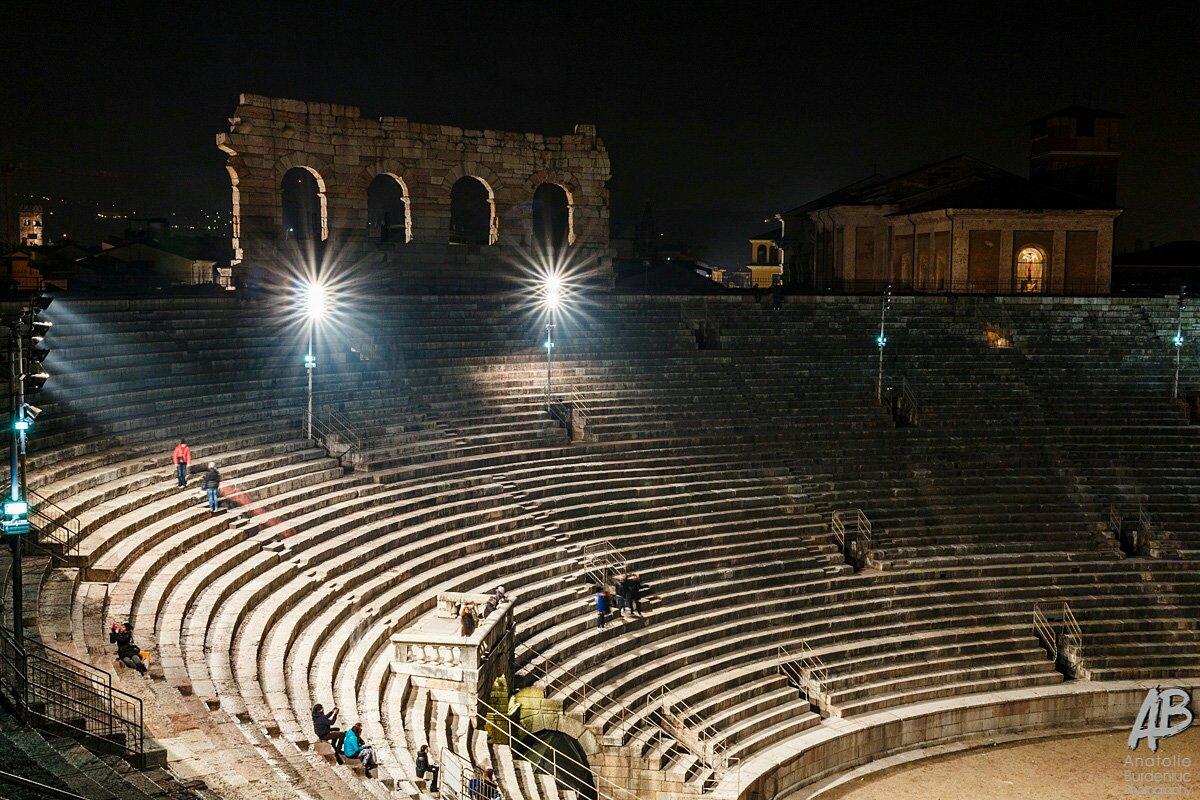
[625,574,644,617]
[172,439,192,487]
[594,585,610,630]
[340,722,378,778]
[459,601,479,637]
[108,622,148,674]
[312,704,345,763]
[469,767,500,800]
[613,575,628,617]
[202,462,221,513]
[415,744,440,792]
[771,277,784,311]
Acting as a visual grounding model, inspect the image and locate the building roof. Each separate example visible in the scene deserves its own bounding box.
[1115,241,1200,268]
[1029,105,1124,125]
[788,154,1118,217]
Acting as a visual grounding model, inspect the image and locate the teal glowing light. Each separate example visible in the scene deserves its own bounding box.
[4,500,28,517]
[1173,333,1184,348]
[876,335,887,348]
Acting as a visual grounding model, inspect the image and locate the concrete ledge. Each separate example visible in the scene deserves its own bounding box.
[723,678,1200,800]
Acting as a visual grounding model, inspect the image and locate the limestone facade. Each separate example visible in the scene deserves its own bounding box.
[216,94,612,291]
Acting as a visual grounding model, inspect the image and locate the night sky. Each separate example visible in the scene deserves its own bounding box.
[3,1,1198,267]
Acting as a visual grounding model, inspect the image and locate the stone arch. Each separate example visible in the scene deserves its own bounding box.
[279,163,329,241]
[531,183,574,250]
[1016,244,1047,293]
[366,172,413,243]
[527,171,580,247]
[448,174,498,246]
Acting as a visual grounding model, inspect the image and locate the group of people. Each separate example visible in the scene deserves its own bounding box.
[172,438,222,513]
[457,586,508,637]
[594,574,644,629]
[312,704,379,778]
[108,621,148,674]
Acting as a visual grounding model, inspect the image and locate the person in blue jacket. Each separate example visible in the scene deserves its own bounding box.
[595,585,610,630]
[341,722,378,778]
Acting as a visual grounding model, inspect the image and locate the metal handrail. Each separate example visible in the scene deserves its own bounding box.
[437,742,482,800]
[475,695,641,800]
[0,770,89,800]
[565,387,593,426]
[830,509,871,567]
[311,405,363,464]
[1062,602,1084,663]
[649,684,736,776]
[579,541,629,586]
[0,626,144,758]
[515,641,733,782]
[1033,603,1057,661]
[26,488,80,559]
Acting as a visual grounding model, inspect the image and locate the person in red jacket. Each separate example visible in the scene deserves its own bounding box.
[172,439,192,488]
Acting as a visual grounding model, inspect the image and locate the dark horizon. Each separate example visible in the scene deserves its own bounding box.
[2,1,1198,267]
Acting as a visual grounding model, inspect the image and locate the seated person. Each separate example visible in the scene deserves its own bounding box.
[341,722,378,778]
[312,704,345,762]
[415,744,440,792]
[469,767,500,800]
[108,622,148,674]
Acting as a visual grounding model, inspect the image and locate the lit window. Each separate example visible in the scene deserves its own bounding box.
[1016,246,1045,293]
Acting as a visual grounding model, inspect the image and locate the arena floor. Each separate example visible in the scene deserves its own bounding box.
[824,727,1200,799]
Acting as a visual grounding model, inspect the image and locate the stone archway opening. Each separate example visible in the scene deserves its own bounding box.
[281,166,327,241]
[450,176,496,246]
[367,173,412,244]
[1016,245,1046,293]
[532,183,572,251]
[517,729,596,800]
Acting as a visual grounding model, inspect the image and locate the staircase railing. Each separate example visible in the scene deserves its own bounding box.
[1108,498,1154,555]
[476,695,641,800]
[778,643,830,713]
[516,641,735,785]
[578,541,629,586]
[649,684,737,778]
[1033,601,1086,678]
[1032,603,1057,662]
[0,770,89,800]
[830,509,871,569]
[436,743,480,800]
[0,627,145,762]
[311,405,364,468]
[26,488,80,561]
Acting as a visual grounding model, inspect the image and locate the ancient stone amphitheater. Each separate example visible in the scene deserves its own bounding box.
[2,293,1199,800]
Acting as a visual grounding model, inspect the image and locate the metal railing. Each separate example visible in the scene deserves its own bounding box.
[578,541,629,587]
[0,626,145,761]
[476,695,640,800]
[311,405,364,467]
[830,509,872,569]
[888,375,918,425]
[649,684,737,778]
[0,770,89,800]
[1033,601,1086,678]
[437,743,481,800]
[26,487,80,561]
[1108,499,1154,556]
[778,643,830,713]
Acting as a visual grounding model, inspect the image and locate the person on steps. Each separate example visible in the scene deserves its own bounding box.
[312,704,345,762]
[172,438,192,488]
[108,622,148,674]
[469,767,500,800]
[594,585,610,629]
[415,744,440,792]
[460,600,479,637]
[202,462,221,513]
[482,586,507,619]
[613,575,628,617]
[341,722,378,778]
[624,574,644,617]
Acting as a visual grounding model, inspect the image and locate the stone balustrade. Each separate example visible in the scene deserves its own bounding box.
[390,592,514,693]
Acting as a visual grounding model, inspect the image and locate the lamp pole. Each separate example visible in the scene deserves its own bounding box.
[306,325,315,440]
[876,285,891,404]
[544,322,556,407]
[1174,287,1186,400]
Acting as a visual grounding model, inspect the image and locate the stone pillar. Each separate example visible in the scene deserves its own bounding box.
[1050,228,1067,294]
[998,229,1014,293]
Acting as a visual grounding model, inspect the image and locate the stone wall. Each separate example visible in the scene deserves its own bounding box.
[216,93,612,292]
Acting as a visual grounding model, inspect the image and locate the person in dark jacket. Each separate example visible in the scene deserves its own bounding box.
[469,767,500,800]
[415,744,440,792]
[459,601,479,637]
[613,575,628,617]
[594,586,610,630]
[108,622,147,674]
[312,704,345,763]
[202,462,221,513]
[624,574,644,617]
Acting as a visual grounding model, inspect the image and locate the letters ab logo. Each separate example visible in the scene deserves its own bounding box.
[1128,687,1194,751]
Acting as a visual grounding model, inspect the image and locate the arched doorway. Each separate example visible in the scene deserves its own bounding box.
[532,183,571,251]
[281,166,327,241]
[517,730,595,800]
[367,173,411,243]
[449,176,495,246]
[1016,245,1046,293]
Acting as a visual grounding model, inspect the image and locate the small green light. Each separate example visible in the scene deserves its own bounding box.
[4,500,28,517]
[13,420,29,432]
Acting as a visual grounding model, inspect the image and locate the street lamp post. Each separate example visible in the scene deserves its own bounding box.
[306,326,316,439]
[544,322,556,406]
[1173,288,1186,400]
[301,281,326,440]
[876,285,892,404]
